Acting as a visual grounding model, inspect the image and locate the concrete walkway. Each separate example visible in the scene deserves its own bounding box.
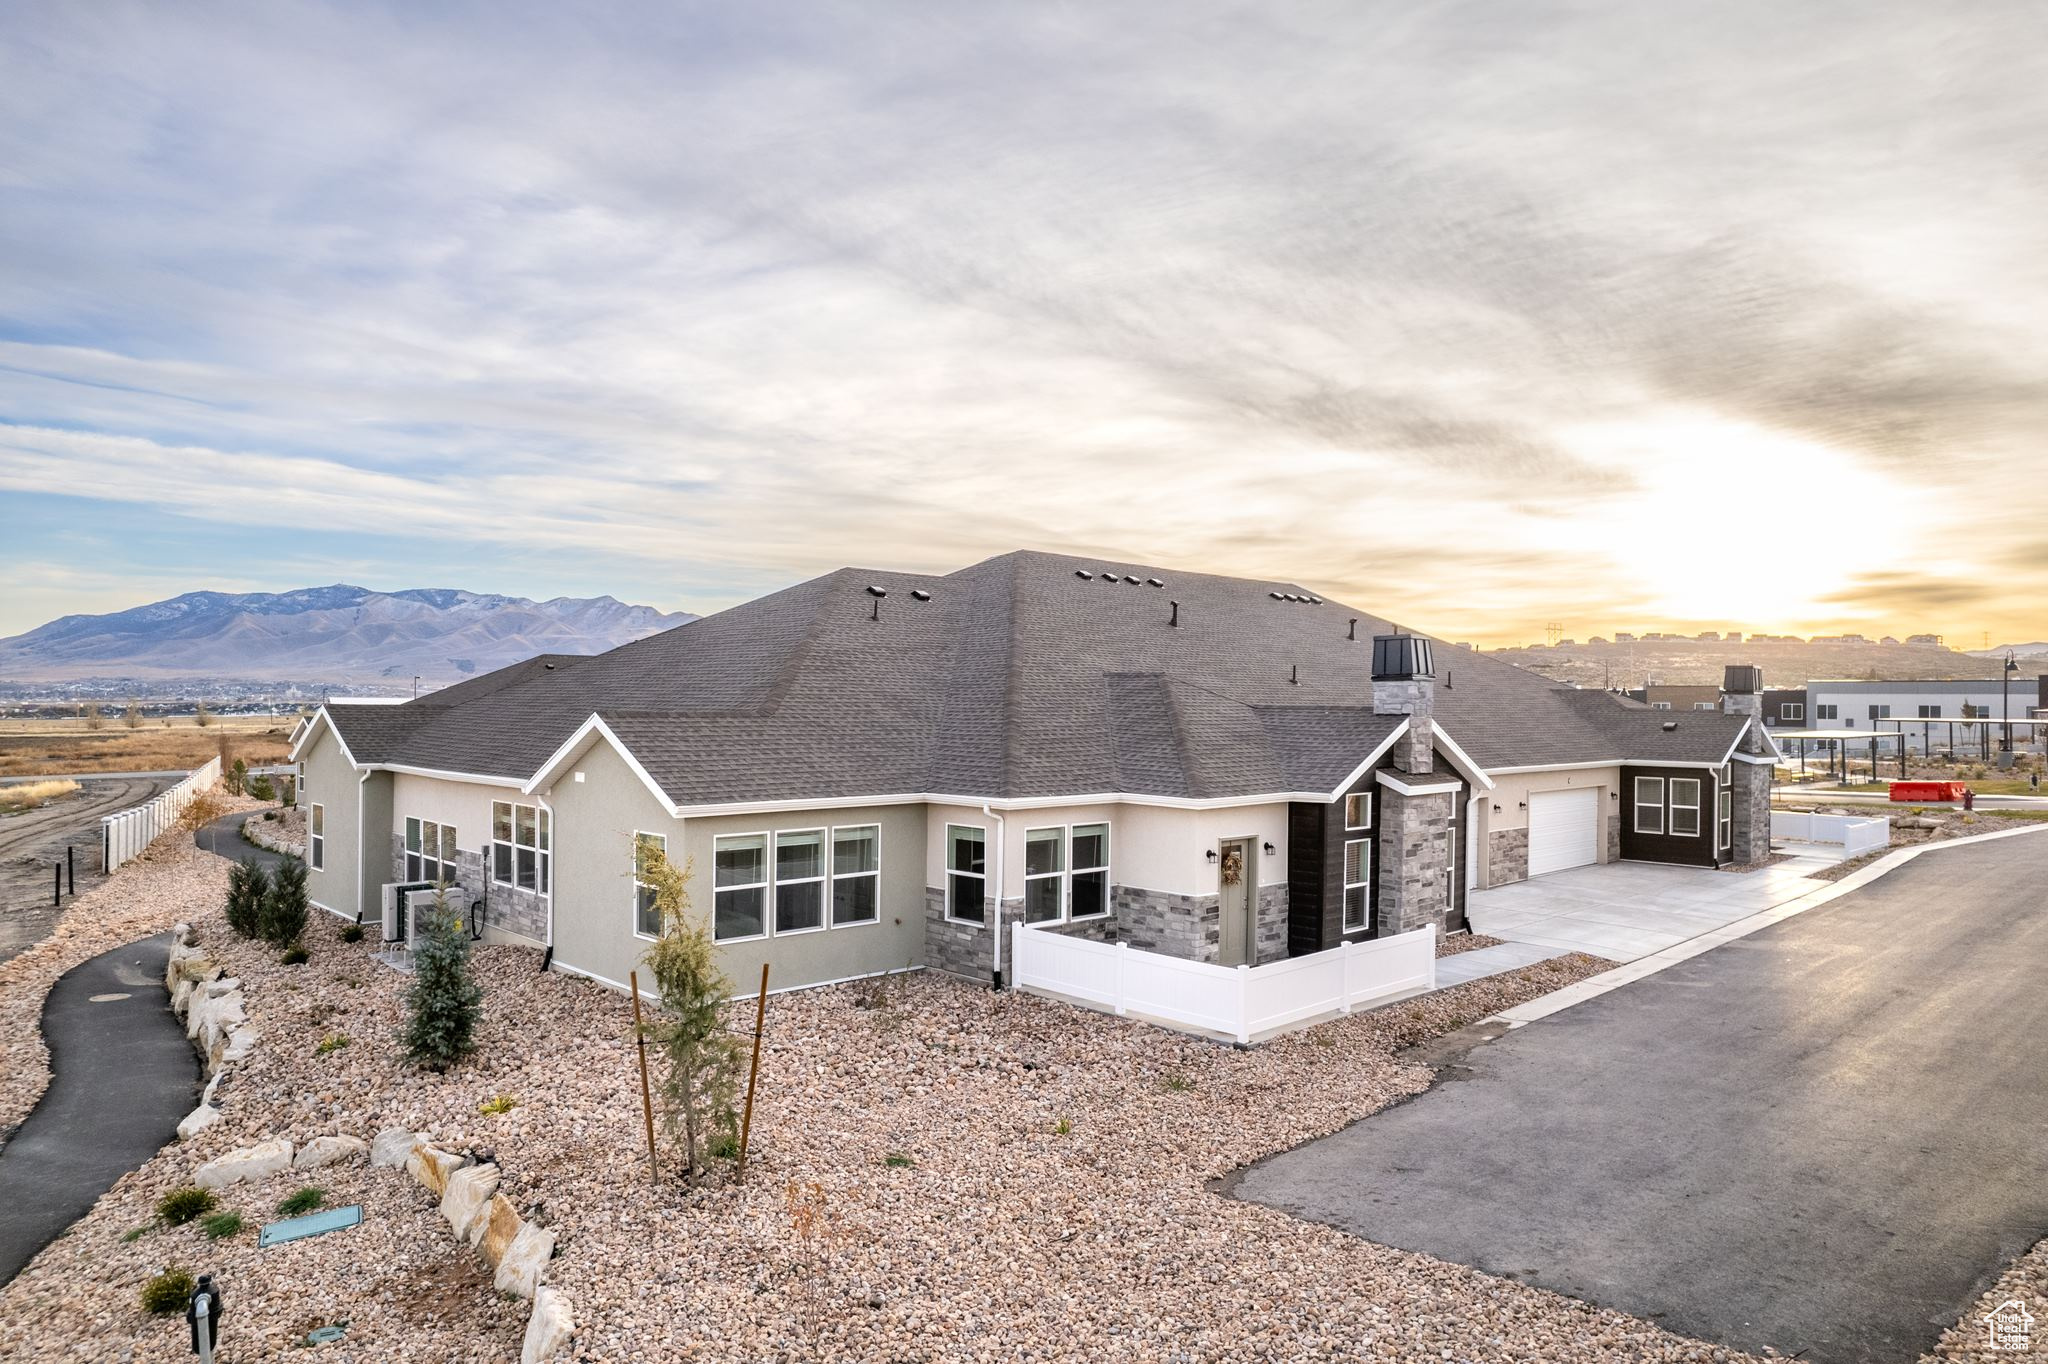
[194,808,291,872]
[1468,851,1848,962]
[0,934,198,1285]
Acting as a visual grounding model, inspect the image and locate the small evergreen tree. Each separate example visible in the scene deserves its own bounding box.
[638,843,743,1185]
[404,887,481,1070]
[261,858,309,949]
[227,757,248,796]
[281,776,296,808]
[225,857,266,938]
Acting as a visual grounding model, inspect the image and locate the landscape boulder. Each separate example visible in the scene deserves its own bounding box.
[522,1287,574,1364]
[495,1220,557,1300]
[194,1139,294,1190]
[294,1134,368,1170]
[219,1024,260,1066]
[481,1194,523,1266]
[176,1104,222,1142]
[370,1127,417,1167]
[441,1163,502,1243]
[407,1141,465,1196]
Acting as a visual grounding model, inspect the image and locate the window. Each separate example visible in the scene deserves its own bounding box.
[1024,827,1064,923]
[492,801,551,893]
[1445,822,1458,906]
[1717,770,1733,851]
[713,833,768,940]
[1342,838,1370,931]
[1918,704,1942,719]
[1815,704,1838,721]
[946,825,987,923]
[831,826,879,926]
[1963,703,1985,719]
[1650,701,1673,711]
[774,829,826,933]
[405,817,458,884]
[1694,701,1717,711]
[1669,778,1702,837]
[309,803,325,871]
[1781,703,1804,722]
[1634,776,1666,834]
[633,833,665,938]
[1343,792,1372,830]
[1869,704,1892,721]
[1070,823,1109,919]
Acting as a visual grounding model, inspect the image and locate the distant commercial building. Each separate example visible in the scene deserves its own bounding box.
[1803,678,2048,754]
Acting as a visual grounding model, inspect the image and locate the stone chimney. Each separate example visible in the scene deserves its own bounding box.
[1720,664,1763,719]
[1372,634,1436,774]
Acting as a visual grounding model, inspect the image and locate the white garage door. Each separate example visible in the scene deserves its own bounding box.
[1527,788,1601,877]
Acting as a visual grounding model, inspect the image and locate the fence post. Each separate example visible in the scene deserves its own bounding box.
[1114,941,1128,1017]
[1338,940,1354,1014]
[1235,963,1251,1045]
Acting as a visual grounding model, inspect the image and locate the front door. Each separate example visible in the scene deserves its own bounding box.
[1218,838,1254,965]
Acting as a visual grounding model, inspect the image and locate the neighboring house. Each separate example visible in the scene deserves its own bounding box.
[1803,677,2048,752]
[291,552,1779,997]
[1629,684,1724,712]
[1761,688,1807,727]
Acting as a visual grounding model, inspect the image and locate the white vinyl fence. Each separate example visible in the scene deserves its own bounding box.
[1771,811,1891,855]
[1011,922,1437,1044]
[102,757,223,871]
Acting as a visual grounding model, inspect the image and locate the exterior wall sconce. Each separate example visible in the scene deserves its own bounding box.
[1262,841,1276,855]
[1205,849,1219,863]
[1491,803,1502,813]
[1518,799,1528,809]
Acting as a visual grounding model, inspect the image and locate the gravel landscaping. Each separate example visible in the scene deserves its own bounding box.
[1926,1234,2048,1361]
[2,837,2033,1362]
[1436,931,1506,958]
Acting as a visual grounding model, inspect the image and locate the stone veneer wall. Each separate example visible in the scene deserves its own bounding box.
[1730,763,1773,865]
[389,838,547,944]
[1254,884,1288,964]
[1377,787,1456,935]
[924,888,1001,981]
[1488,827,1529,887]
[1606,813,1622,863]
[926,882,1292,980]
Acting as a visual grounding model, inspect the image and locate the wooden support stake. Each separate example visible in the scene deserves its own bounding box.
[629,969,659,1184]
[737,962,769,1183]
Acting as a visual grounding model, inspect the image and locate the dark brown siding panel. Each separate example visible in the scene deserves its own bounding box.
[1288,801,1326,957]
[1619,765,1719,867]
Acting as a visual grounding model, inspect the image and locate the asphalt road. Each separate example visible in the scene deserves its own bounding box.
[0,933,198,1285]
[1229,830,2048,1363]
[0,776,173,964]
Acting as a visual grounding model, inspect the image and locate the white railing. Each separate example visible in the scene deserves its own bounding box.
[1772,811,1891,855]
[1012,922,1437,1044]
[102,757,223,871]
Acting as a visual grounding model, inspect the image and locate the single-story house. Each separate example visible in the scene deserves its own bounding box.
[291,552,1779,995]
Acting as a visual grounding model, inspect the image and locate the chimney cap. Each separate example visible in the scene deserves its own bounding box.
[1371,634,1434,682]
[1722,664,1762,695]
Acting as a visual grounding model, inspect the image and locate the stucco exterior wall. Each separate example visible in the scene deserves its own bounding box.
[921,801,1289,900]
[299,723,360,920]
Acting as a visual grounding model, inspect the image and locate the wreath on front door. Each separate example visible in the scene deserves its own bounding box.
[1219,846,1245,887]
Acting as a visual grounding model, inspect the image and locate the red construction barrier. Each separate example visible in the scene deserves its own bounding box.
[1890,781,1967,802]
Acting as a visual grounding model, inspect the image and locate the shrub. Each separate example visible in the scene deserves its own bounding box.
[403,887,482,1070]
[281,775,296,808]
[226,756,247,796]
[225,858,267,939]
[277,1186,326,1216]
[281,945,309,966]
[316,1034,349,1055]
[201,1211,244,1240]
[884,1152,914,1168]
[156,1187,216,1226]
[248,774,275,801]
[263,809,278,822]
[339,922,364,944]
[140,1268,194,1315]
[638,842,743,1185]
[478,1093,518,1116]
[1161,1073,1193,1094]
[1053,1117,1072,1136]
[261,858,310,949]
[120,1224,152,1243]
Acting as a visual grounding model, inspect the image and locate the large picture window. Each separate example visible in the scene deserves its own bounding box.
[713,833,768,941]
[1634,776,1666,834]
[1024,827,1064,923]
[405,816,458,884]
[946,825,986,923]
[309,803,325,871]
[633,832,665,939]
[1342,838,1370,932]
[774,829,826,934]
[831,826,879,926]
[1669,778,1702,837]
[492,801,551,893]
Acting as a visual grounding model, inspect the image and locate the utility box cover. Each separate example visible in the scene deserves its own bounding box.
[259,1204,362,1247]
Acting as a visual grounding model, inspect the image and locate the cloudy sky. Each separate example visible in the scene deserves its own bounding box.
[3,1,2044,646]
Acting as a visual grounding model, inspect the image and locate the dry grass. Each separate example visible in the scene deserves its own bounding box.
[0,726,294,778]
[0,779,81,813]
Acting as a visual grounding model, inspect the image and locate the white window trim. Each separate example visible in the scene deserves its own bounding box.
[712,829,772,944]
[1343,791,1372,831]
[309,803,325,871]
[1717,788,1734,851]
[1341,837,1370,932]
[1781,703,1804,721]
[828,823,881,929]
[1022,825,1066,925]
[491,800,551,894]
[405,815,457,885]
[1669,777,1703,838]
[1693,702,1716,711]
[1650,701,1673,710]
[1634,776,1666,834]
[772,827,829,936]
[944,823,988,925]
[1069,821,1111,921]
[632,831,666,942]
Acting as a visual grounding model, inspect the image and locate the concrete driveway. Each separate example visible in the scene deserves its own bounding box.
[1230,830,2048,1364]
[1468,852,1846,962]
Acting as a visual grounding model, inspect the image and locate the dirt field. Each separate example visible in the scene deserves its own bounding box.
[0,776,172,962]
[0,718,294,778]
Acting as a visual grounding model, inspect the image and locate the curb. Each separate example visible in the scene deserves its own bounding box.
[1485,820,2048,1028]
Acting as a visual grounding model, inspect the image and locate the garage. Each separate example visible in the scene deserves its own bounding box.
[1527,787,1601,876]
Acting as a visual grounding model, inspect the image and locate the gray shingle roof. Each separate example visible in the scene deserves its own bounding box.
[323,550,1754,805]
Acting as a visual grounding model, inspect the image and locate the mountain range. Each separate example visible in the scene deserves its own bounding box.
[0,586,698,685]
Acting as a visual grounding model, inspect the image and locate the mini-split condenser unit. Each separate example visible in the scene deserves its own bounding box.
[379,881,435,943]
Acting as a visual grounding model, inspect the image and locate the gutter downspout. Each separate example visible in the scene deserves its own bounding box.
[983,801,1007,990]
[536,788,556,972]
[355,768,372,924]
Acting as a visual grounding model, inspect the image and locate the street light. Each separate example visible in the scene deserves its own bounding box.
[2004,652,2019,754]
